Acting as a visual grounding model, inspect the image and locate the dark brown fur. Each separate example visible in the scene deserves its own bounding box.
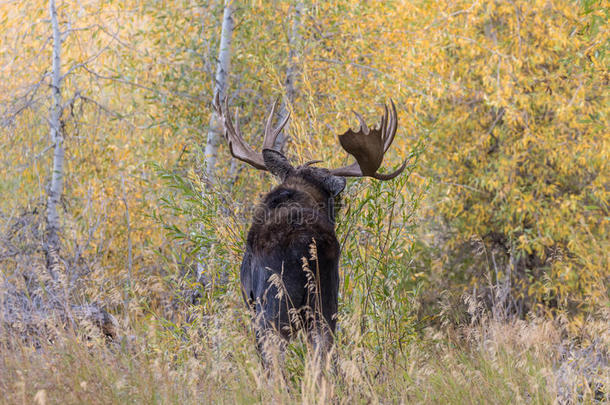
[240,156,346,363]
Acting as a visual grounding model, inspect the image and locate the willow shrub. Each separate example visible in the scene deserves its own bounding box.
[417,0,609,316]
[153,135,425,366]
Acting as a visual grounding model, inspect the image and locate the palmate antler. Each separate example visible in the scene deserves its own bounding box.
[214,94,406,180]
[330,99,407,180]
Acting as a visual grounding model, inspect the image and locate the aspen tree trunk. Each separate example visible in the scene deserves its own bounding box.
[274,0,303,151]
[197,1,234,287]
[45,0,64,280]
[203,0,234,179]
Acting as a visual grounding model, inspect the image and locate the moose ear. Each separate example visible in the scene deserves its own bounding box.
[324,175,346,197]
[262,149,294,180]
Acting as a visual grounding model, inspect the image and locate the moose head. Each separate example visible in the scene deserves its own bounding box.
[213,94,406,366]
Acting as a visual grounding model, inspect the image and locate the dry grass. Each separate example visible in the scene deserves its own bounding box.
[1,293,608,404]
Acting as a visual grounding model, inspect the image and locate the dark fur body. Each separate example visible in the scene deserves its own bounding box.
[240,167,343,358]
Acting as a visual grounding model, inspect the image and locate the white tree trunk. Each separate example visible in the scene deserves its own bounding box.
[274,0,303,151]
[196,1,235,287]
[203,0,234,179]
[45,0,65,280]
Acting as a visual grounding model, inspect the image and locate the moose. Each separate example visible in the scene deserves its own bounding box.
[213,95,406,365]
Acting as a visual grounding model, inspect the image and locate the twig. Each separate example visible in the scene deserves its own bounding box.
[487,107,505,154]
[315,57,393,79]
[81,65,203,101]
[120,174,133,292]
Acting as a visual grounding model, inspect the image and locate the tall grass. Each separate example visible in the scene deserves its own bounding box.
[3,306,607,404]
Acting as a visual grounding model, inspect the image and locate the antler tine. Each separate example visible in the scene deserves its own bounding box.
[213,93,267,170]
[262,100,278,149]
[262,99,291,150]
[379,104,388,138]
[374,99,406,180]
[233,105,242,138]
[222,96,239,139]
[383,99,398,152]
[352,110,370,135]
[372,161,408,180]
[274,110,290,138]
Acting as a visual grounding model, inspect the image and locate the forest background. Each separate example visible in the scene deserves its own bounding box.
[0,0,608,403]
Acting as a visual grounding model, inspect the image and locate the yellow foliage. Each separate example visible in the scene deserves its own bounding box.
[0,0,607,319]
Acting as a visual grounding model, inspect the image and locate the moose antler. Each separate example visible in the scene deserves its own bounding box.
[213,93,289,171]
[214,94,406,180]
[330,100,407,180]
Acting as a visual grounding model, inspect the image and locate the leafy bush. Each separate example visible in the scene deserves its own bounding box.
[416,0,608,315]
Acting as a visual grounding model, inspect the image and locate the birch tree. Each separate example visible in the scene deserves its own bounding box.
[45,0,65,280]
[203,0,234,179]
[195,1,235,287]
[274,0,303,151]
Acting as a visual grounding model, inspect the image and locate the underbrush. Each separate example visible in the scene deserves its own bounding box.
[1,302,607,404]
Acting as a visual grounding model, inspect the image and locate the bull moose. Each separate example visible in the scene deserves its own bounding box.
[213,95,406,365]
